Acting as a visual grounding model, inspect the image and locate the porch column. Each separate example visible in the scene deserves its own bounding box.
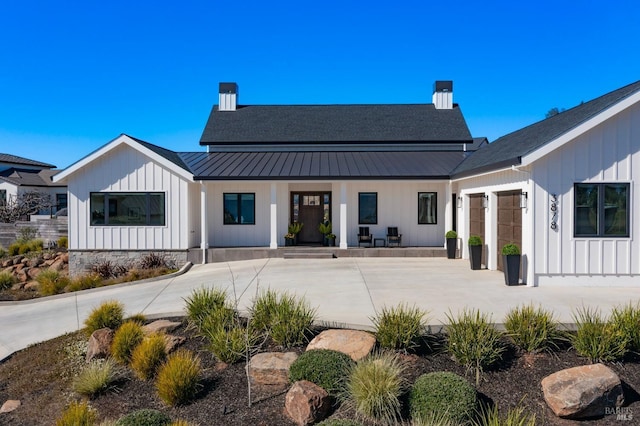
[270,182,278,249]
[444,182,453,248]
[200,181,209,264]
[339,182,347,249]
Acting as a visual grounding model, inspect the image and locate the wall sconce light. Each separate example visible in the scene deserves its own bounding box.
[520,192,528,209]
[482,194,489,208]
[456,196,462,208]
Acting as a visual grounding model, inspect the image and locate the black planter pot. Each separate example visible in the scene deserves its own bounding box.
[446,238,457,259]
[503,254,521,285]
[285,238,295,247]
[469,245,482,270]
[327,237,336,247]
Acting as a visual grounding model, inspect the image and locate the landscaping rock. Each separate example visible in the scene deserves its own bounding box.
[49,258,65,272]
[285,380,331,426]
[541,363,624,419]
[306,329,375,361]
[143,319,181,335]
[27,267,41,280]
[163,335,185,353]
[249,352,298,386]
[23,281,38,291]
[0,399,21,414]
[86,328,114,362]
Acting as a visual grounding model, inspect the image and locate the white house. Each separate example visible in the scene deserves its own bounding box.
[0,153,67,217]
[54,80,640,287]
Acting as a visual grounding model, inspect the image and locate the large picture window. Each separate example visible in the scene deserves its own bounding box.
[574,183,629,237]
[358,192,377,224]
[418,192,437,224]
[90,192,165,226]
[0,189,6,206]
[224,193,255,224]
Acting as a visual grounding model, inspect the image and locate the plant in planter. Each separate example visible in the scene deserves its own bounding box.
[445,230,458,259]
[468,235,483,270]
[326,233,336,247]
[318,221,332,246]
[501,243,521,285]
[284,233,296,246]
[288,222,303,245]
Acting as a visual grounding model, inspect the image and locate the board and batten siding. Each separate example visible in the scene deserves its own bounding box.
[532,102,640,286]
[67,144,193,250]
[345,181,447,247]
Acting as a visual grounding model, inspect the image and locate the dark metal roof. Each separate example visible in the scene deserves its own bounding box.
[180,151,466,180]
[452,80,640,179]
[0,153,55,169]
[200,104,472,145]
[125,134,192,173]
[0,168,64,187]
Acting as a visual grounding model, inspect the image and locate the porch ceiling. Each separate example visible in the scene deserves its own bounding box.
[181,151,467,180]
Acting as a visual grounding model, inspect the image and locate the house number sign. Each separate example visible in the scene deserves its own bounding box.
[550,194,558,231]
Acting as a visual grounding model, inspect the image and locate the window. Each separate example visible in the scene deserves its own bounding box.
[224,193,255,224]
[0,189,6,206]
[574,183,629,237]
[358,192,377,224]
[90,192,165,226]
[56,193,67,211]
[418,192,437,224]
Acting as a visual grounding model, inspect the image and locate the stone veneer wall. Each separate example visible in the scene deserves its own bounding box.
[68,250,188,277]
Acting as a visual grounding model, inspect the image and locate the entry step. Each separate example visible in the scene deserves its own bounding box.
[283,251,336,259]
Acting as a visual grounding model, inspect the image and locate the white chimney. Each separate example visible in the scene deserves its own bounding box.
[218,82,238,111]
[433,81,453,109]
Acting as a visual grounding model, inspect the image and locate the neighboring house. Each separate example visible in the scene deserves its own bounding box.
[53,80,640,287]
[0,153,67,217]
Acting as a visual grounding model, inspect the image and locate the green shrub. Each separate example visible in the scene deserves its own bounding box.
[18,226,37,242]
[115,409,171,426]
[68,273,103,292]
[409,371,478,425]
[473,403,537,426]
[289,349,355,396]
[155,349,202,406]
[183,287,228,330]
[36,269,71,296]
[501,243,520,255]
[57,236,68,248]
[445,309,505,386]
[317,420,363,426]
[127,313,147,325]
[8,242,21,256]
[0,271,17,290]
[611,302,640,352]
[56,400,97,426]
[203,323,254,364]
[131,333,167,380]
[372,303,428,351]
[111,321,144,364]
[445,230,457,239]
[250,289,317,348]
[84,300,125,336]
[468,235,482,246]
[571,306,628,362]
[504,304,563,353]
[345,352,405,425]
[73,358,119,398]
[0,246,6,258]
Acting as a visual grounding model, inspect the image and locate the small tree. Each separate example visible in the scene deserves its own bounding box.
[0,191,53,223]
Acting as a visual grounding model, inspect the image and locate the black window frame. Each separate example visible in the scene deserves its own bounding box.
[89,192,166,226]
[358,192,378,225]
[418,192,438,225]
[223,193,256,225]
[574,183,630,238]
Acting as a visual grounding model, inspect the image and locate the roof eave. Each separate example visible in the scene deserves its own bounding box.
[451,157,522,181]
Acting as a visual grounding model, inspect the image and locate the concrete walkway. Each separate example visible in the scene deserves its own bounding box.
[2,257,640,361]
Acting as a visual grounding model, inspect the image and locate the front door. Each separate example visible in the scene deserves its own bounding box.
[291,192,331,244]
[469,194,486,266]
[497,191,522,272]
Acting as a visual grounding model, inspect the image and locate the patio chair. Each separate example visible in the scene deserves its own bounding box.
[386,227,402,247]
[358,226,373,247]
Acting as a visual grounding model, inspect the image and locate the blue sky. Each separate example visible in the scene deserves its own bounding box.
[1,0,639,169]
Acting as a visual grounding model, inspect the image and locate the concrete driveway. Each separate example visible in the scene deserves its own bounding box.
[2,257,640,361]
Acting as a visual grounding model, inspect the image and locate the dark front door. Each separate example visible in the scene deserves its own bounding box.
[291,192,331,244]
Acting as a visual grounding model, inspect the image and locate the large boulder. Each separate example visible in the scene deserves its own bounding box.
[306,329,375,361]
[541,363,624,419]
[285,380,331,426]
[248,352,298,386]
[143,320,181,335]
[85,328,114,362]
